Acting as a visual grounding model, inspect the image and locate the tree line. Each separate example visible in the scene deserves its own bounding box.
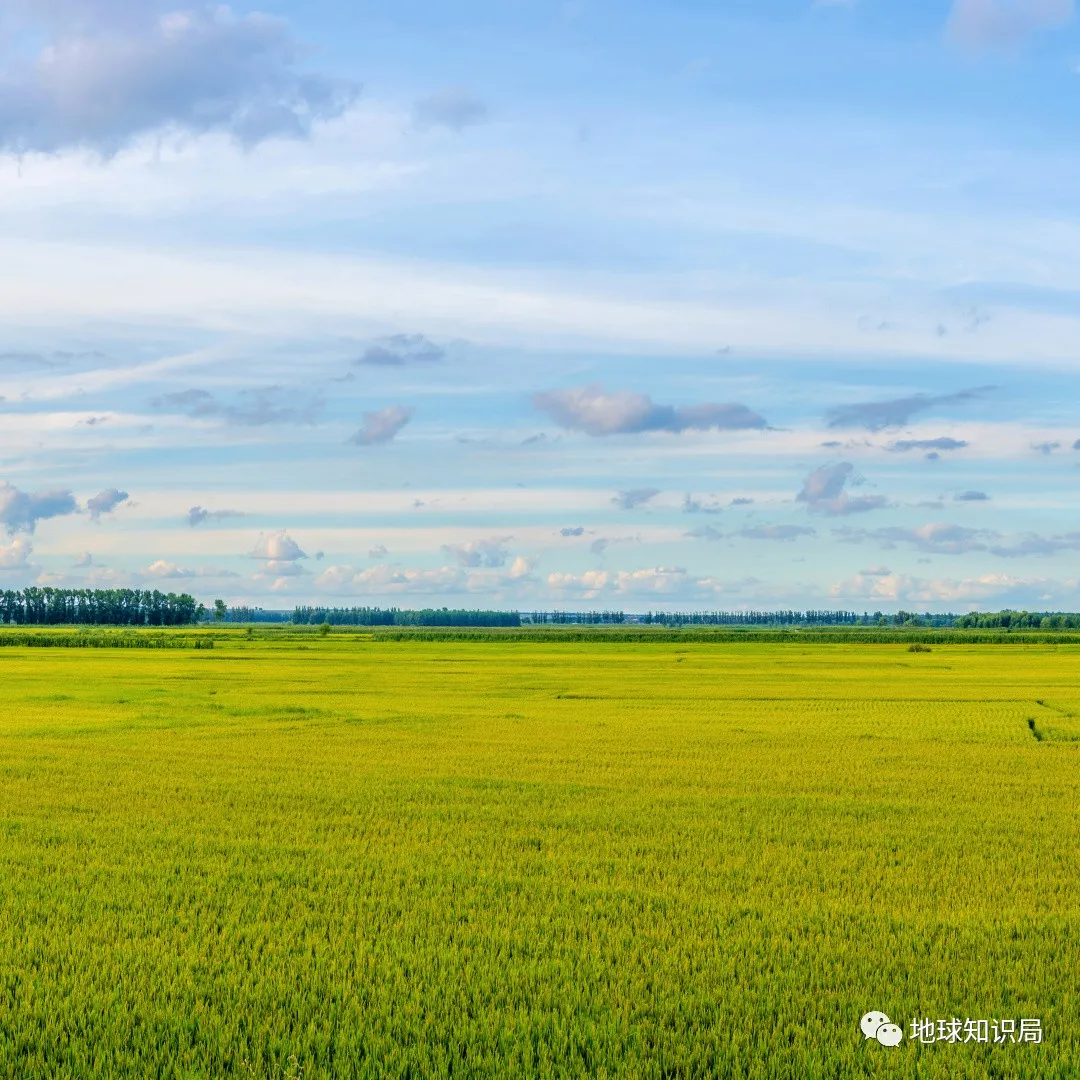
[0,588,203,626]
[292,606,522,627]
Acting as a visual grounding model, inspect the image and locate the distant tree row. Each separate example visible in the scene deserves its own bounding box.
[0,588,204,626]
[954,610,1080,630]
[225,606,291,624]
[636,609,870,626]
[524,611,626,624]
[291,606,522,627]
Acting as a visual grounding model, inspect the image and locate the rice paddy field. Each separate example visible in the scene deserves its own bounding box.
[1,633,1079,1078]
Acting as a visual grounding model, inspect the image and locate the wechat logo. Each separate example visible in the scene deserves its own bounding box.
[862,1011,904,1047]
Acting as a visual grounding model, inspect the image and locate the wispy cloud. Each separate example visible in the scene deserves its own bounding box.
[824,387,993,432]
[188,506,246,527]
[888,437,969,453]
[414,87,488,132]
[947,0,1073,49]
[355,334,446,367]
[153,386,323,426]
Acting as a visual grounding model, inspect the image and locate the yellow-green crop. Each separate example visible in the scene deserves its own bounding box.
[0,638,1078,1078]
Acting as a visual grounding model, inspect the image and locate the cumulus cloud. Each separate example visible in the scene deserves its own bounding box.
[154,386,323,426]
[0,482,77,534]
[414,87,488,131]
[441,537,513,569]
[142,560,240,579]
[833,569,1074,605]
[955,490,990,502]
[547,566,688,598]
[250,530,306,562]
[314,558,530,596]
[0,5,359,156]
[947,0,1073,49]
[355,334,446,367]
[888,437,969,453]
[0,536,33,568]
[188,505,245,526]
[349,405,414,446]
[368,544,388,559]
[143,559,194,579]
[824,387,993,432]
[612,488,660,511]
[534,384,766,437]
[86,487,129,521]
[74,551,93,567]
[796,463,889,516]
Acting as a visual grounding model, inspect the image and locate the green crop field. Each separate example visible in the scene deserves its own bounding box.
[1,636,1078,1078]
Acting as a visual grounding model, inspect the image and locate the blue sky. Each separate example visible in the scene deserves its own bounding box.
[1,0,1080,612]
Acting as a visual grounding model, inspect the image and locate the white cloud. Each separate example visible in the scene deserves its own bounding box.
[0,536,33,568]
[831,570,1077,604]
[250,530,306,561]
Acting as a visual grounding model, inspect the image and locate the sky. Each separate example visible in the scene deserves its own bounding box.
[1,0,1080,613]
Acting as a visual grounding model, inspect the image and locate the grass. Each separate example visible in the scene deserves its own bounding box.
[0,639,1078,1077]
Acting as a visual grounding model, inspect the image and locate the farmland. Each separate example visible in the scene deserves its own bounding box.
[0,635,1078,1078]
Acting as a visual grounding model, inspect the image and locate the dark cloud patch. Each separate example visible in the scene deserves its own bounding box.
[682,493,723,514]
[0,351,60,368]
[1033,441,1061,455]
[153,386,323,426]
[954,490,990,502]
[590,539,609,556]
[414,87,488,131]
[824,387,993,432]
[796,462,889,516]
[0,6,359,156]
[1073,438,1080,451]
[87,487,128,521]
[0,483,77,534]
[355,334,446,367]
[612,488,660,511]
[534,384,766,437]
[737,525,816,541]
[686,525,723,542]
[731,497,754,506]
[349,405,414,446]
[990,533,1080,558]
[888,437,969,453]
[187,506,246,527]
[560,527,585,537]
